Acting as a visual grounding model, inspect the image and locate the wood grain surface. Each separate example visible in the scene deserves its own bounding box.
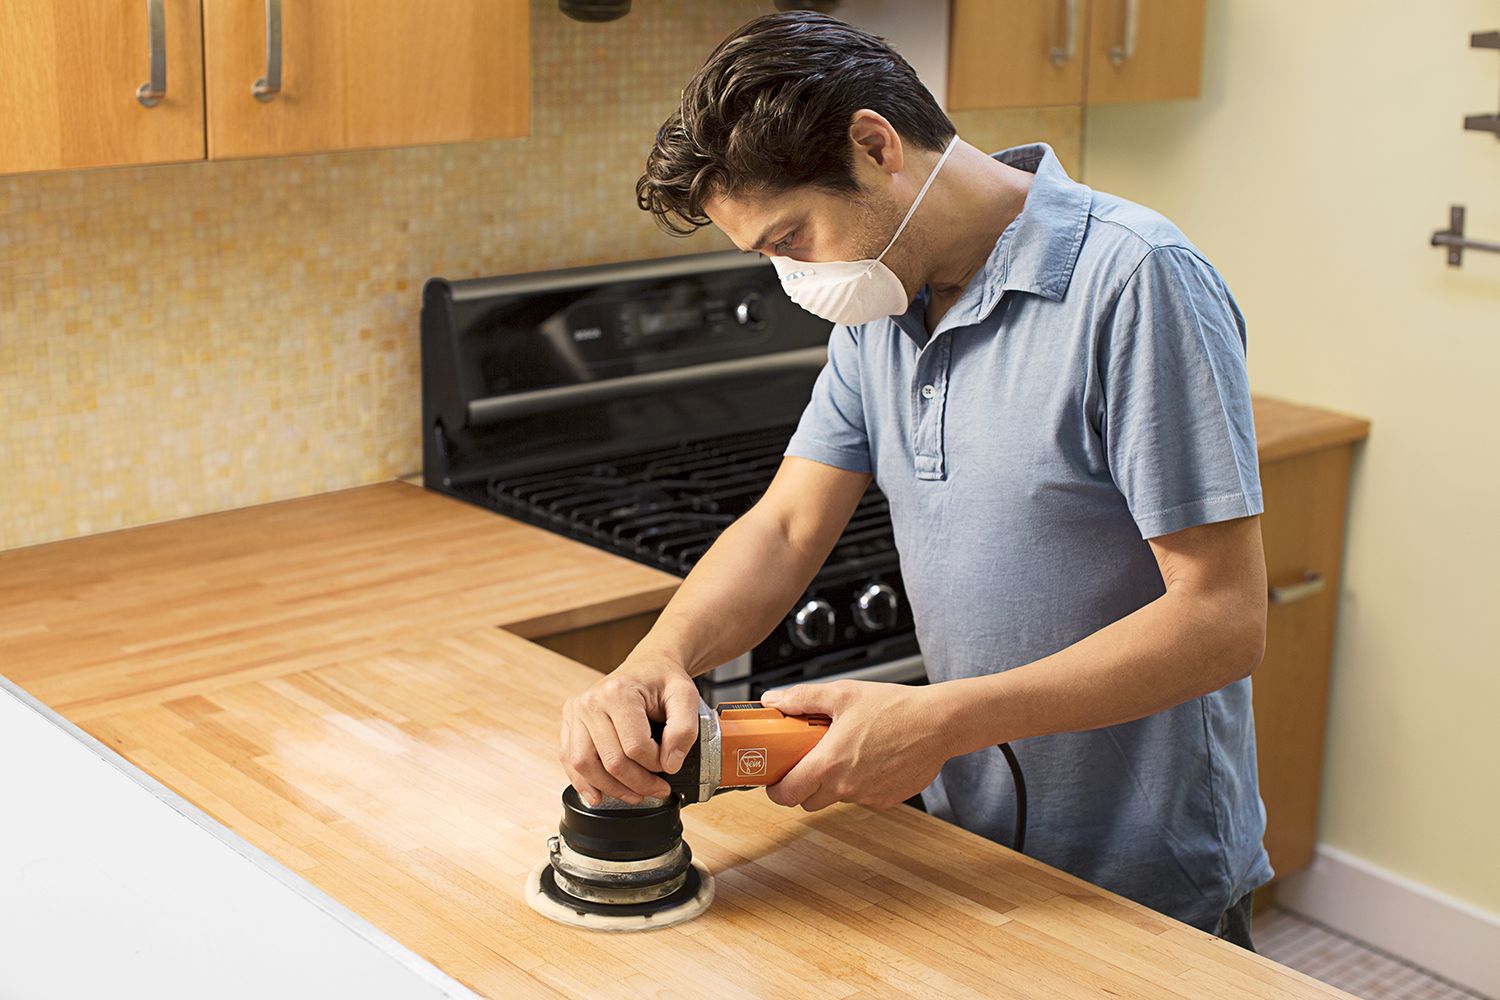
[948,0,1086,110]
[83,626,1353,999]
[1254,445,1357,879]
[0,483,678,719]
[1252,396,1369,464]
[202,0,529,159]
[1085,0,1207,105]
[1,0,206,175]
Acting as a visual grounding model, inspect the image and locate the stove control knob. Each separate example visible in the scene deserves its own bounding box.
[854,582,899,632]
[790,599,837,649]
[734,292,765,328]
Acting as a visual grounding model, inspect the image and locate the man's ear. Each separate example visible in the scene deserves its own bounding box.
[848,109,904,177]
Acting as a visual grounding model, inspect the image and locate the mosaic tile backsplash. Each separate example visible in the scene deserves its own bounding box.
[0,0,1080,551]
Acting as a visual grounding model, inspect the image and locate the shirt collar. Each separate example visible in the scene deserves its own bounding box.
[989,142,1092,303]
[891,141,1092,343]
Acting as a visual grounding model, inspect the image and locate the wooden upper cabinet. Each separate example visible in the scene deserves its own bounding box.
[948,0,1086,110]
[946,0,1205,111]
[1085,0,1206,104]
[201,0,530,160]
[0,0,205,175]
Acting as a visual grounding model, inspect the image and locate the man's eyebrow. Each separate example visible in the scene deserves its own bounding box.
[742,218,793,254]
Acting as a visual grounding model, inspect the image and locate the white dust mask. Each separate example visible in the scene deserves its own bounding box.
[770,133,958,326]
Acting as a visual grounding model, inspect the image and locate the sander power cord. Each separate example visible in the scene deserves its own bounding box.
[996,741,1026,855]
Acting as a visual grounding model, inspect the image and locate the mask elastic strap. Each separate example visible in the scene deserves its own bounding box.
[872,133,959,264]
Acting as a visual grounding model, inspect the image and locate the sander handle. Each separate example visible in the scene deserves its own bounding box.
[646,701,830,802]
[713,702,829,790]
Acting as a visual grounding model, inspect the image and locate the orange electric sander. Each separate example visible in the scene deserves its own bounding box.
[525,700,827,931]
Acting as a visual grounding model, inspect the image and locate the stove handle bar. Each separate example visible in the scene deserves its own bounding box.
[465,346,829,426]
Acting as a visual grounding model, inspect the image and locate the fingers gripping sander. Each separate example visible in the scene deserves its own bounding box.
[525,702,828,931]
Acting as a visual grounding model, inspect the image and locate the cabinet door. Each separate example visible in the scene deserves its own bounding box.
[1251,445,1355,879]
[948,0,1088,110]
[201,0,529,160]
[1085,0,1205,104]
[0,0,205,175]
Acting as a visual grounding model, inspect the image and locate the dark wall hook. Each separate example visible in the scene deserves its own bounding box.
[1465,31,1500,138]
[1431,205,1500,267]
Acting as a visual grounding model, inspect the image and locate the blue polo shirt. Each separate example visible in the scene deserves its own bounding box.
[782,142,1272,932]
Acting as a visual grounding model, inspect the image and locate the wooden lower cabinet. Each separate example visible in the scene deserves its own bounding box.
[1249,398,1369,904]
[530,611,660,674]
[1255,447,1353,874]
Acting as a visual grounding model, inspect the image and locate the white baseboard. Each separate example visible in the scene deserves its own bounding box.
[1274,844,1500,998]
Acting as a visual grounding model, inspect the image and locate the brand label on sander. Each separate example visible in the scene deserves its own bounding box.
[735,747,767,778]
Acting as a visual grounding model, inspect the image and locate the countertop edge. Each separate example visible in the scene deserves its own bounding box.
[0,673,484,1000]
[1253,395,1372,464]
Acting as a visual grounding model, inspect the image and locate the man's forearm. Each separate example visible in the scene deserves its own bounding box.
[629,509,828,677]
[935,585,1265,758]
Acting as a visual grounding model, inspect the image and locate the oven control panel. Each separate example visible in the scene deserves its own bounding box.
[571,286,770,355]
[746,565,917,685]
[437,253,833,401]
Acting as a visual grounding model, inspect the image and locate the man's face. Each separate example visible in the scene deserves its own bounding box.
[704,176,925,298]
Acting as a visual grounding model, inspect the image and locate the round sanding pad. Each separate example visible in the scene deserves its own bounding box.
[524,860,715,932]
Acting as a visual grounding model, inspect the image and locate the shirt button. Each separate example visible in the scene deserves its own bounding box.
[920,383,936,399]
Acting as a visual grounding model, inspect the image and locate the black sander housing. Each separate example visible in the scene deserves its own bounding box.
[536,787,707,917]
[525,700,830,931]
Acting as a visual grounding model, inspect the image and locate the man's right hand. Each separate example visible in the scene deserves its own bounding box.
[559,655,702,807]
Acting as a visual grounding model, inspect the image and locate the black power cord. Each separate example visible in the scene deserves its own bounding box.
[997,742,1027,855]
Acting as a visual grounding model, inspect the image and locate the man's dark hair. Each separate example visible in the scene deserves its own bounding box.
[636,12,956,237]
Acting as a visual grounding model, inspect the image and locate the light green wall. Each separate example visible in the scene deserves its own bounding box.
[1083,1,1500,914]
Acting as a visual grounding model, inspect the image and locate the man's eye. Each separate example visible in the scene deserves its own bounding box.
[772,232,796,255]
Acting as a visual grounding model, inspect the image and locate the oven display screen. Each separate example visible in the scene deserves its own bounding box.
[638,305,701,337]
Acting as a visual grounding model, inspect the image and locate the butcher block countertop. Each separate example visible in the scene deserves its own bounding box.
[81,626,1349,1000]
[0,483,680,721]
[0,394,1365,999]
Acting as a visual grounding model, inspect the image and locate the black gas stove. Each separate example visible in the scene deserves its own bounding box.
[420,251,923,700]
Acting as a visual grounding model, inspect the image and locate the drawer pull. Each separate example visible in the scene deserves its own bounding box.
[1269,571,1326,605]
[135,0,167,107]
[1108,0,1139,66]
[252,0,283,102]
[1051,0,1079,66]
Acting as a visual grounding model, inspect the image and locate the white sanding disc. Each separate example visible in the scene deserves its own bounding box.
[524,860,715,932]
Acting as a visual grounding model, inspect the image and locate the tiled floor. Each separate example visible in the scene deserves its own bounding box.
[1254,907,1491,1000]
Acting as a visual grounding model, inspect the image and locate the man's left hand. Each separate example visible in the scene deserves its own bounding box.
[759,679,954,812]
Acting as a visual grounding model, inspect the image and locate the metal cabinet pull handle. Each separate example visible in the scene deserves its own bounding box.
[135,0,167,107]
[1269,571,1326,606]
[1050,0,1079,66]
[1109,0,1139,65]
[252,0,282,101]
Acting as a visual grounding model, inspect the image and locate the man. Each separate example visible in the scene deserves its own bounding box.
[559,12,1270,950]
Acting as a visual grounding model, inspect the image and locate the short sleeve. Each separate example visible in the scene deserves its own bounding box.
[783,324,872,474]
[1100,246,1262,539]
